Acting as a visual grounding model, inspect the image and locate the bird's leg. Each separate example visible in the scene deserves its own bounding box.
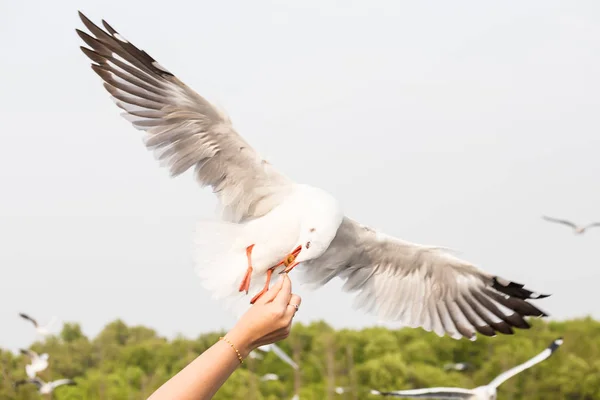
[250,268,275,304]
[239,244,255,294]
[248,245,302,304]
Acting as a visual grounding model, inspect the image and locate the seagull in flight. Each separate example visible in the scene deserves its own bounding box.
[371,337,563,399]
[254,344,299,370]
[15,377,76,395]
[18,313,57,337]
[19,349,49,378]
[76,11,550,340]
[260,373,280,382]
[443,362,474,372]
[542,216,600,235]
[335,386,351,394]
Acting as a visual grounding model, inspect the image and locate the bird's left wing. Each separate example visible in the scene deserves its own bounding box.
[19,349,36,360]
[487,337,563,389]
[300,218,550,340]
[19,313,38,328]
[371,387,475,398]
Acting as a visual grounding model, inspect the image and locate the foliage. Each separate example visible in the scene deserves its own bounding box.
[1,317,599,399]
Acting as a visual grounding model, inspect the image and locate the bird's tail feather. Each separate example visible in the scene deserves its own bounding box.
[193,219,270,317]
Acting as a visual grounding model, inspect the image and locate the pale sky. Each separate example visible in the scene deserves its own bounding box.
[1,0,599,352]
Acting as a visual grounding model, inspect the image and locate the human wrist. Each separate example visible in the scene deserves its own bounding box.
[224,326,254,359]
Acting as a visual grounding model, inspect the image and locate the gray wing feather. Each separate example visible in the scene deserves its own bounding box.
[487,337,563,388]
[542,216,578,229]
[49,379,76,389]
[76,12,292,222]
[372,387,475,399]
[583,222,600,230]
[300,218,550,340]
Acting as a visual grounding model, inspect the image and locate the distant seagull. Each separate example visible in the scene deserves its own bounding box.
[19,349,49,378]
[335,386,351,394]
[371,337,563,399]
[260,373,280,382]
[542,216,600,235]
[15,377,76,394]
[75,11,551,341]
[255,344,299,370]
[443,362,474,372]
[18,313,57,336]
[290,395,299,400]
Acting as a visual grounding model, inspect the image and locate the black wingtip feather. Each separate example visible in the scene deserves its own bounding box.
[492,277,551,300]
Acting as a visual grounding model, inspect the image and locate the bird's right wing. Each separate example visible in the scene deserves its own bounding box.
[584,222,600,230]
[300,218,550,340]
[76,12,293,222]
[488,337,563,389]
[260,343,299,370]
[18,313,38,328]
[49,379,76,389]
[542,216,578,229]
[371,388,475,398]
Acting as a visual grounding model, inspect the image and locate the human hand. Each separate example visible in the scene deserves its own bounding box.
[225,273,301,358]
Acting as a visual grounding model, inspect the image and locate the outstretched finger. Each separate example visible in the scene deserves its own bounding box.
[274,274,292,308]
[254,274,285,305]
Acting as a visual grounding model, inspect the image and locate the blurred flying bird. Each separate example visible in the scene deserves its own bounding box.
[18,313,57,337]
[260,373,280,382]
[371,337,563,399]
[542,215,600,234]
[76,11,551,341]
[15,378,76,395]
[19,349,49,378]
[443,362,474,372]
[254,344,299,370]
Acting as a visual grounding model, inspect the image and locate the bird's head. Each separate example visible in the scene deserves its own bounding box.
[40,353,49,361]
[292,185,344,264]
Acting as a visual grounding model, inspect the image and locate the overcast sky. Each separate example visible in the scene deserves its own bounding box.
[1,0,599,352]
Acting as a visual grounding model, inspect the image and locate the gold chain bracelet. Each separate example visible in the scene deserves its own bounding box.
[219,336,244,364]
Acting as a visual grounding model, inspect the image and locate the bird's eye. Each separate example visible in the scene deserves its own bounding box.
[306,241,311,249]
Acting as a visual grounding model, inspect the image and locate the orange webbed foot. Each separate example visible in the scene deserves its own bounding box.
[239,244,255,294]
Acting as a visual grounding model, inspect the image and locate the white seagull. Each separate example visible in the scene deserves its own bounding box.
[19,349,49,378]
[19,313,57,337]
[76,12,551,340]
[443,362,474,372]
[371,337,563,399]
[260,373,280,382]
[15,377,76,395]
[335,386,351,394]
[542,215,600,235]
[254,344,299,370]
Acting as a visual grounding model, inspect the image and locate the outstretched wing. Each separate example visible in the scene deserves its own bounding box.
[259,343,299,370]
[371,387,476,399]
[76,12,292,222]
[18,313,38,328]
[488,337,563,389]
[19,349,37,360]
[583,222,600,230]
[49,379,76,389]
[300,218,550,340]
[542,216,578,229]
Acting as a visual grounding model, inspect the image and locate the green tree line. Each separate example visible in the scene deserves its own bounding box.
[1,317,599,399]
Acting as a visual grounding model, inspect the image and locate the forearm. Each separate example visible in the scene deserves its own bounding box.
[147,330,251,400]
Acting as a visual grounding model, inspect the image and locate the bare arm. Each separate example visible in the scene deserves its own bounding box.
[147,273,301,400]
